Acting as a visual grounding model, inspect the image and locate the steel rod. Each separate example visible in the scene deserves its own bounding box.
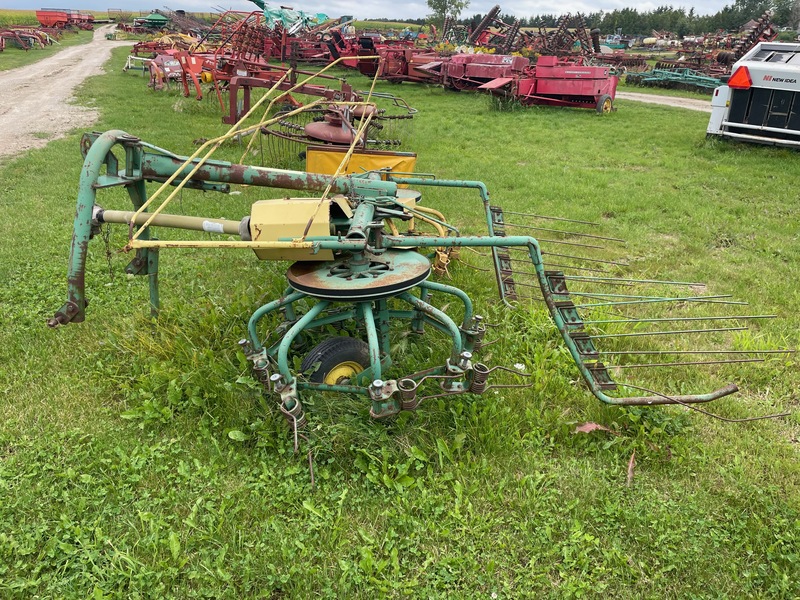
[574,292,734,300]
[615,382,790,422]
[601,349,795,355]
[608,358,765,368]
[501,210,600,226]
[502,221,625,243]
[507,249,614,271]
[536,237,605,250]
[543,262,607,274]
[589,326,748,338]
[564,275,706,286]
[543,252,628,267]
[585,315,777,324]
[576,296,748,308]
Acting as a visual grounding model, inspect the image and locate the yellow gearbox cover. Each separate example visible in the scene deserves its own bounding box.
[250,198,334,261]
[306,146,417,188]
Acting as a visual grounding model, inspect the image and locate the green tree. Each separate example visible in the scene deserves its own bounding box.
[427,0,470,28]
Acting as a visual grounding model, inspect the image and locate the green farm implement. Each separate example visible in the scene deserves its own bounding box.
[50,122,785,432]
[626,68,722,93]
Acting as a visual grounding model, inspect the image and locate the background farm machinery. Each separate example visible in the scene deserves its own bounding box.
[35,8,94,30]
[0,26,56,50]
[626,11,779,93]
[478,55,618,112]
[358,49,619,111]
[120,18,419,159]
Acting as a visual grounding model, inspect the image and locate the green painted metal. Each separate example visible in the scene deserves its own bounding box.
[627,68,721,92]
[51,130,744,424]
[360,302,383,381]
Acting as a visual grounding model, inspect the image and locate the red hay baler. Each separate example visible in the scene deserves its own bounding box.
[480,56,618,112]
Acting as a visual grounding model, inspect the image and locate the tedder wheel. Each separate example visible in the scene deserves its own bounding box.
[300,336,371,384]
[596,94,613,114]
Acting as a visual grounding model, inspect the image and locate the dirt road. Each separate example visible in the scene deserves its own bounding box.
[616,91,712,113]
[0,25,133,161]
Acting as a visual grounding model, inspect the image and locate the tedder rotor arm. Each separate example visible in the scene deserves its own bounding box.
[381,235,740,407]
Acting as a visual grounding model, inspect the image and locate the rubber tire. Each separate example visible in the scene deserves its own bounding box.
[300,336,371,384]
[596,94,613,114]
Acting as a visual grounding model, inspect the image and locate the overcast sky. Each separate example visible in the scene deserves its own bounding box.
[8,0,732,20]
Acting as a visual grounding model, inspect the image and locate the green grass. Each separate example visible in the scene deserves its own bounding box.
[0,48,799,598]
[0,29,93,71]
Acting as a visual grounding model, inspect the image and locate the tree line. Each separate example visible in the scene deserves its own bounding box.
[401,0,800,36]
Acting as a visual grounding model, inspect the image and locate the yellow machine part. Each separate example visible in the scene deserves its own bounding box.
[250,198,335,261]
[305,146,417,188]
[152,33,207,52]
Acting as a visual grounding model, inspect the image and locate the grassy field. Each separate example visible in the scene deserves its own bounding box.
[0,46,799,598]
[0,8,39,26]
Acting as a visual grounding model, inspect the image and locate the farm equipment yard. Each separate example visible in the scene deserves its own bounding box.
[0,5,799,598]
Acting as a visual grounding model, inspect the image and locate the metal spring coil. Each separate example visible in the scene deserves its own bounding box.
[398,378,420,410]
[468,363,490,394]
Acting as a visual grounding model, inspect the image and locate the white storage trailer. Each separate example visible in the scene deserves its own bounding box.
[707,42,800,147]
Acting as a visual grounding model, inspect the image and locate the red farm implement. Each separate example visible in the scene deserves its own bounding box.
[159,11,382,126]
[361,47,617,112]
[0,27,49,50]
[219,66,362,125]
[35,9,70,28]
[376,52,529,90]
[36,8,93,30]
[364,48,443,84]
[326,29,415,70]
[68,10,94,30]
[443,53,529,91]
[480,55,619,112]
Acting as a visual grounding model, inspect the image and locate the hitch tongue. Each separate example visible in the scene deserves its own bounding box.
[48,300,85,328]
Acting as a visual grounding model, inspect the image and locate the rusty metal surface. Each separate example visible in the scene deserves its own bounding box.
[287,250,431,300]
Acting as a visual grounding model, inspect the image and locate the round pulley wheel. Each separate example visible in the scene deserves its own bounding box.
[300,337,370,384]
[287,250,431,300]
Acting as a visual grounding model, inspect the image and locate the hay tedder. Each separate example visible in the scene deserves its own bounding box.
[49,100,788,437]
